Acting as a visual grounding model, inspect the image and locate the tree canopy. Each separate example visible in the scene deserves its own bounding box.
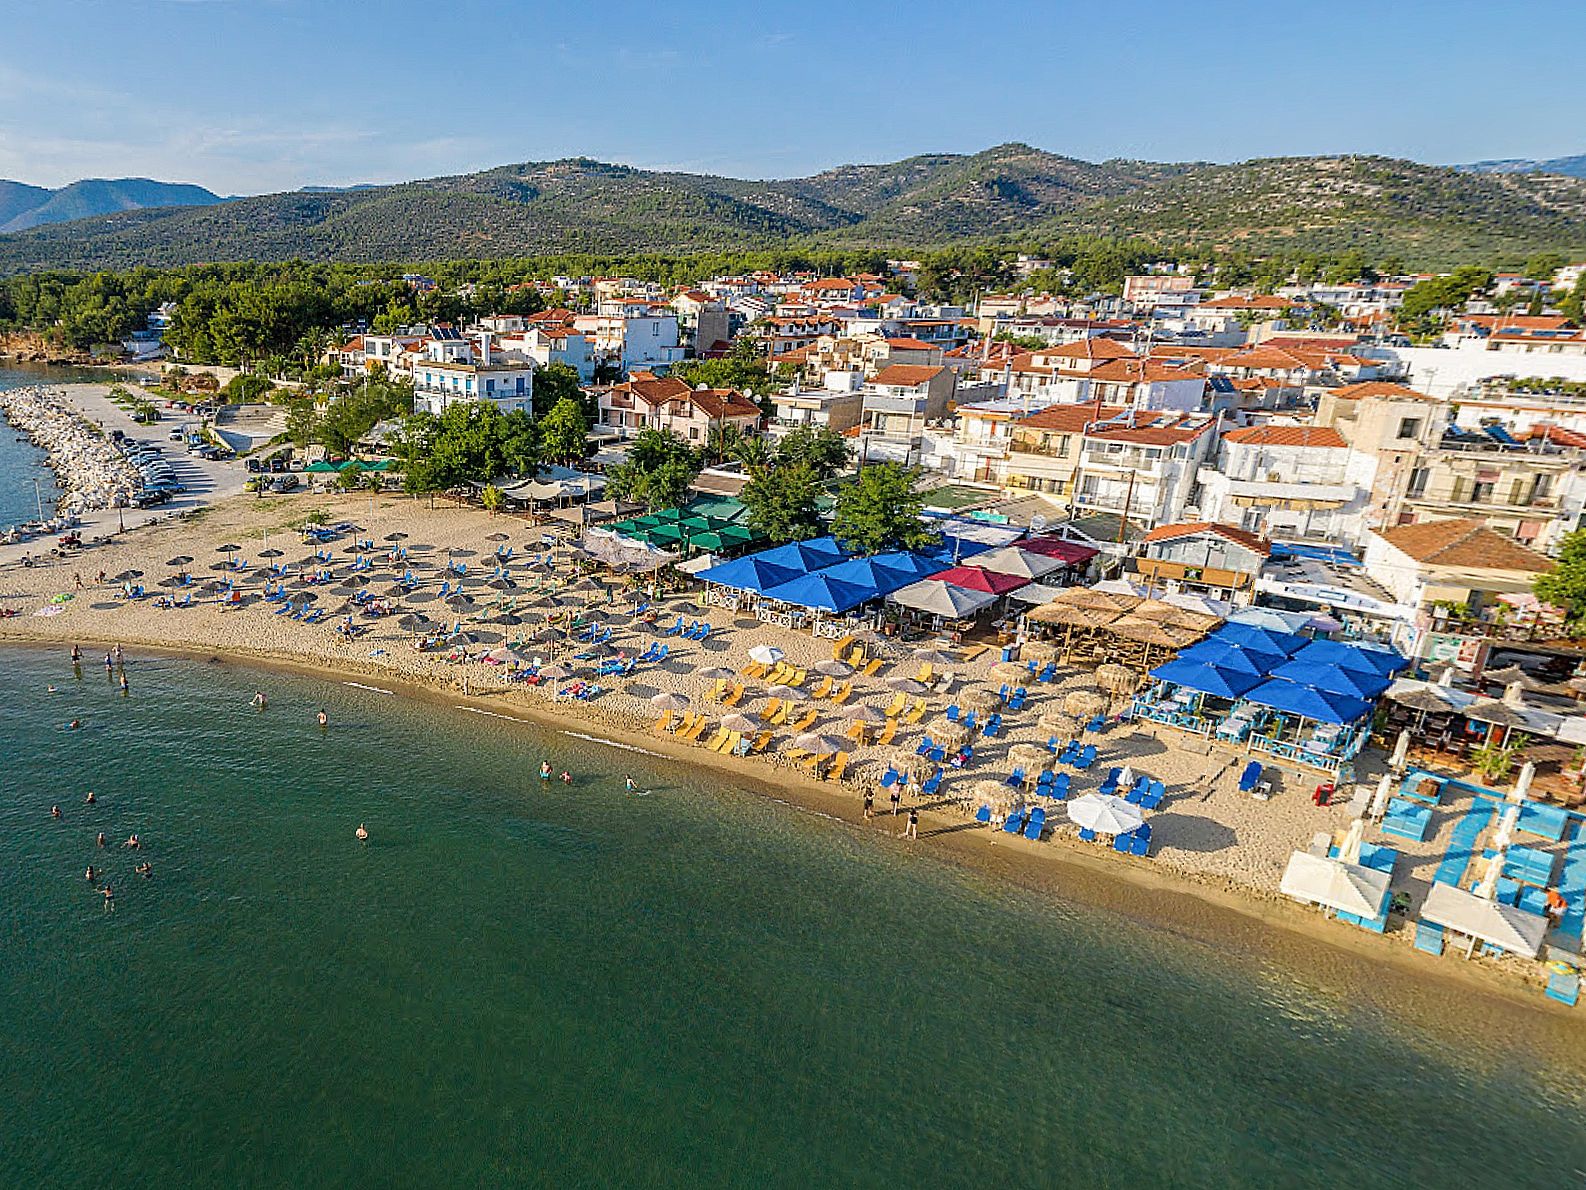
[1534,530,1586,630]
[536,395,589,465]
[830,463,939,555]
[775,425,851,479]
[604,429,700,511]
[739,459,824,544]
[397,402,536,493]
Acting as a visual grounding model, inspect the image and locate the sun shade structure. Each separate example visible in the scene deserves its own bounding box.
[1293,638,1409,675]
[927,565,1028,596]
[1243,679,1370,725]
[697,555,804,593]
[1146,659,1263,699]
[761,572,878,613]
[1066,793,1144,836]
[1280,852,1391,917]
[1419,882,1548,959]
[968,546,1064,581]
[1212,622,1308,656]
[1017,536,1100,566]
[1270,660,1393,700]
[888,580,998,618]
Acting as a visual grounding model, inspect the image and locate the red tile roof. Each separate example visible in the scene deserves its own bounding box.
[1221,425,1347,448]
[869,364,946,387]
[1328,381,1438,402]
[1375,518,1550,573]
[1037,337,1138,362]
[1014,404,1127,432]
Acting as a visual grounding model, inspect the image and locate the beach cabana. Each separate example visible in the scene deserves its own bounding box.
[761,572,878,614]
[1280,851,1392,918]
[888,579,997,619]
[1243,680,1370,726]
[820,556,924,599]
[1419,882,1548,959]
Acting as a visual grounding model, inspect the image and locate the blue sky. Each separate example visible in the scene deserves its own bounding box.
[4,0,1583,193]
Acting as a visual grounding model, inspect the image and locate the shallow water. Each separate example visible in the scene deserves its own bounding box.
[1,646,1582,1187]
[0,364,117,529]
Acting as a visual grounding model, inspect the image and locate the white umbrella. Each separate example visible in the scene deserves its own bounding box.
[749,644,785,666]
[1511,760,1535,802]
[1491,801,1522,852]
[1092,578,1145,597]
[1280,852,1391,918]
[1116,765,1134,792]
[1338,816,1366,865]
[1389,729,1410,772]
[1066,794,1144,836]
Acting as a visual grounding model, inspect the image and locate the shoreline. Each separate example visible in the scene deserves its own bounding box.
[3,628,1580,1043]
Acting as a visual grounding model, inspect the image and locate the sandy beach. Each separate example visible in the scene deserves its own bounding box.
[0,486,1578,1024]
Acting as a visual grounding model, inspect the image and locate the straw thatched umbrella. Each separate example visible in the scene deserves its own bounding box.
[537,663,573,681]
[697,666,737,682]
[1095,663,1142,698]
[1037,708,1077,735]
[650,692,691,712]
[974,779,1015,812]
[1021,639,1058,661]
[814,659,853,678]
[1063,689,1109,719]
[769,684,810,702]
[964,688,1002,711]
[936,723,974,751]
[899,754,937,781]
[992,660,1029,681]
[913,649,957,667]
[1010,742,1052,771]
[845,704,888,724]
[793,733,844,757]
[885,676,928,694]
[721,713,759,734]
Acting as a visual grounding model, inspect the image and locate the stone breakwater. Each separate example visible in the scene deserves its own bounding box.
[0,385,140,517]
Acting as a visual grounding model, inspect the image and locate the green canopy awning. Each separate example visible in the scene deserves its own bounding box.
[646,524,687,544]
[304,461,339,473]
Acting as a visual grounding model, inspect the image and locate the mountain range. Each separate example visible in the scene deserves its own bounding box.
[0,177,221,234]
[1460,154,1586,179]
[3,145,1586,272]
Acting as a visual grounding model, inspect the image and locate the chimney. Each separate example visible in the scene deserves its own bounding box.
[479,331,492,366]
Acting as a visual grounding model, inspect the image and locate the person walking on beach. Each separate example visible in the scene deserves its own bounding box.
[889,787,901,816]
[904,806,920,841]
[863,791,874,820]
[73,571,84,591]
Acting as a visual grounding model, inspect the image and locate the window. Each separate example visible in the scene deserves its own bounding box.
[1396,417,1421,440]
[1471,481,1495,504]
[1405,467,1429,498]
[1533,474,1552,499]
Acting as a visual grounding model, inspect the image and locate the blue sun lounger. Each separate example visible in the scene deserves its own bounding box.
[1238,761,1263,793]
[1005,767,1026,788]
[920,768,943,796]
[1002,807,1028,835]
[880,768,900,788]
[975,804,991,823]
[1023,806,1046,840]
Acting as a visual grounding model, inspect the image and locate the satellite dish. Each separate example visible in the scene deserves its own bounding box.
[1029,514,1048,533]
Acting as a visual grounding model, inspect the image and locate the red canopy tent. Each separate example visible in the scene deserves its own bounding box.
[927,565,1029,596]
[1017,536,1100,567]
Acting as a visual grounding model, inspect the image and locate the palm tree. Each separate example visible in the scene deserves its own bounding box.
[731,434,774,479]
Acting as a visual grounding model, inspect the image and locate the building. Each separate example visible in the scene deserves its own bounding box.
[1361,518,1552,633]
[671,290,731,356]
[856,365,957,464]
[768,375,866,437]
[1069,411,1221,530]
[1197,424,1367,544]
[412,357,535,416]
[499,325,596,382]
[1135,521,1270,604]
[598,375,761,443]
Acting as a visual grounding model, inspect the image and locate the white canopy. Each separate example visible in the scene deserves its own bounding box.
[748,644,785,665]
[887,579,997,618]
[971,546,1063,581]
[1161,591,1233,618]
[1092,578,1146,597]
[1419,882,1549,958]
[1066,793,1144,836]
[1280,851,1391,918]
[1007,581,1066,606]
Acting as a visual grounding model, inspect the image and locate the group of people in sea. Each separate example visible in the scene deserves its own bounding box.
[52,791,150,911]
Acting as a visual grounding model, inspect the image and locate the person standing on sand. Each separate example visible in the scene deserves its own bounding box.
[889,787,901,816]
[904,806,920,840]
[863,792,874,820]
[73,572,84,591]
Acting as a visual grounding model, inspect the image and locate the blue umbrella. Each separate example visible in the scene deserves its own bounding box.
[1270,659,1392,699]
[1210,622,1308,656]
[1149,659,1264,699]
[1174,640,1284,677]
[761,572,877,613]
[1243,679,1370,725]
[1294,638,1408,675]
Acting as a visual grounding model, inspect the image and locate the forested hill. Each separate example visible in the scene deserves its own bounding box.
[3,145,1586,272]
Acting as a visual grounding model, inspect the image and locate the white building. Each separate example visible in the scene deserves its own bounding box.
[1196,424,1368,544]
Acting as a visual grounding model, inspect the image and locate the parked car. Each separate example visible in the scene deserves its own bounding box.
[269,474,300,493]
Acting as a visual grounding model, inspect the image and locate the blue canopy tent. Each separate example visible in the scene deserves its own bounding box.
[756,537,848,572]
[1270,659,1393,700]
[1210,622,1308,656]
[695,555,803,594]
[1243,679,1370,725]
[1148,659,1264,699]
[868,551,943,584]
[1294,638,1408,675]
[820,556,921,599]
[761,572,877,614]
[1175,639,1287,677]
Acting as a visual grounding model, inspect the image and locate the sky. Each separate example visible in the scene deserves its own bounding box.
[4,0,1584,194]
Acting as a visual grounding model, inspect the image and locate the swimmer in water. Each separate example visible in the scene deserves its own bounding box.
[124,834,139,850]
[539,761,552,782]
[101,885,114,912]
[95,832,105,848]
[251,691,266,709]
[355,824,368,842]
[85,865,96,882]
[560,771,572,784]
[68,719,81,730]
[85,790,95,805]
[47,684,56,694]
[50,805,61,819]
[317,709,328,729]
[119,674,129,695]
[71,644,81,662]
[135,862,152,878]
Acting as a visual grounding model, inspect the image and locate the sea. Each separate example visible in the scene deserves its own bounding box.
[1,645,1583,1187]
[0,364,124,530]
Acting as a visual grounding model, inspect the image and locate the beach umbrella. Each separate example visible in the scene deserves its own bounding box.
[697,666,737,682]
[530,626,566,643]
[339,574,370,589]
[793,733,843,756]
[749,644,785,666]
[485,532,510,543]
[620,588,648,602]
[884,676,927,694]
[1513,760,1536,802]
[845,704,888,724]
[165,555,192,566]
[218,543,240,555]
[199,580,227,593]
[769,684,810,703]
[650,692,691,712]
[538,664,573,680]
[1095,663,1141,697]
[1064,690,1109,719]
[1038,709,1077,735]
[1021,639,1057,661]
[258,549,283,559]
[486,578,517,590]
[913,649,957,667]
[721,713,759,733]
[157,576,184,588]
[397,614,429,630]
[1067,793,1144,836]
[112,569,142,582]
[1010,742,1052,770]
[488,613,523,626]
[964,688,1002,711]
[993,660,1028,681]
[814,659,853,678]
[384,532,408,542]
[381,584,409,598]
[974,779,1015,810]
[482,645,530,665]
[1370,774,1393,820]
[447,595,475,611]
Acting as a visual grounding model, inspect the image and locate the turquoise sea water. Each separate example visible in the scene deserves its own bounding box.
[0,364,121,529]
[1,646,1583,1187]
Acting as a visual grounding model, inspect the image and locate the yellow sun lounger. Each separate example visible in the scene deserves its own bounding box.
[760,696,783,723]
[827,752,850,782]
[829,683,853,705]
[682,716,710,742]
[722,683,746,707]
[652,712,676,735]
[862,658,885,677]
[904,699,927,724]
[811,676,833,699]
[789,707,817,732]
[883,692,907,718]
[704,728,730,752]
[875,719,898,747]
